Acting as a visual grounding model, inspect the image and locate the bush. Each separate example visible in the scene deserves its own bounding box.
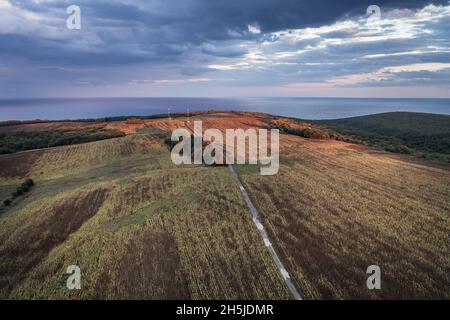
[11,179,35,199]
[385,144,412,154]
[24,178,34,187]
[302,128,330,140]
[280,126,331,140]
[397,145,412,154]
[3,199,11,206]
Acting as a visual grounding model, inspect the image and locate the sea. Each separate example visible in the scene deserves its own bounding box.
[0,97,449,121]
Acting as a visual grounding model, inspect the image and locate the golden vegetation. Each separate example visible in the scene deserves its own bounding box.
[0,121,290,299]
[1,111,449,299]
[237,133,450,299]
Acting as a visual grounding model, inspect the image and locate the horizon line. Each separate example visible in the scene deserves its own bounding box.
[1,96,450,100]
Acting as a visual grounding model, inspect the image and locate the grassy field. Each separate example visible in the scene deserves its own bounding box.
[0,112,449,299]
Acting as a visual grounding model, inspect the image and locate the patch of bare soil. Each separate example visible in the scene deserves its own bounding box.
[0,150,44,178]
[0,188,108,298]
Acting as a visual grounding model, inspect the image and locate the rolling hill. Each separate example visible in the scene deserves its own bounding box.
[0,111,449,299]
[313,112,450,162]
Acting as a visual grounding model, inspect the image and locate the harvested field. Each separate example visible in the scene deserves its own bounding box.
[1,111,448,300]
[106,122,148,134]
[0,186,108,298]
[199,117,269,131]
[5,167,290,299]
[236,133,450,299]
[0,121,291,299]
[145,119,189,132]
[0,135,164,182]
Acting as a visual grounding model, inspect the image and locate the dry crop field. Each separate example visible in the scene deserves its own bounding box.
[0,112,449,299]
[236,133,450,299]
[0,118,289,299]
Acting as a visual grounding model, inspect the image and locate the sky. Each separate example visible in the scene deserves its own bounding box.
[1,0,450,98]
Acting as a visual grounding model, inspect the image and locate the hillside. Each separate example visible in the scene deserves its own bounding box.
[0,111,449,299]
[313,112,450,162]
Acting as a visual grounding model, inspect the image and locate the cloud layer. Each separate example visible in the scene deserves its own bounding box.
[1,0,450,97]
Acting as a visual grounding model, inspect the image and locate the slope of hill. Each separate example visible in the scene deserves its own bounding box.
[236,134,449,299]
[0,111,449,299]
[0,122,126,155]
[313,112,450,162]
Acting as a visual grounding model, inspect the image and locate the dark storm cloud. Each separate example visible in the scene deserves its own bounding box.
[2,0,448,66]
[1,0,450,97]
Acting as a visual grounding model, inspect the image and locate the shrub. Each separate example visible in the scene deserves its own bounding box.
[397,145,412,154]
[281,126,331,140]
[303,128,330,140]
[11,179,35,199]
[24,178,34,187]
[3,199,11,206]
[330,133,344,141]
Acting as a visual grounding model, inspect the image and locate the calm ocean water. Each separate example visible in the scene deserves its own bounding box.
[0,97,449,121]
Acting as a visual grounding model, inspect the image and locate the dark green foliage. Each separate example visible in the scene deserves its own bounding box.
[9,179,35,201]
[313,112,450,162]
[18,185,28,193]
[0,110,206,128]
[0,129,125,155]
[24,179,34,187]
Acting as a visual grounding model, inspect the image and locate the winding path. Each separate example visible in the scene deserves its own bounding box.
[228,165,302,300]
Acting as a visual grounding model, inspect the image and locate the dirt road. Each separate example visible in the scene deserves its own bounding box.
[228,165,302,300]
